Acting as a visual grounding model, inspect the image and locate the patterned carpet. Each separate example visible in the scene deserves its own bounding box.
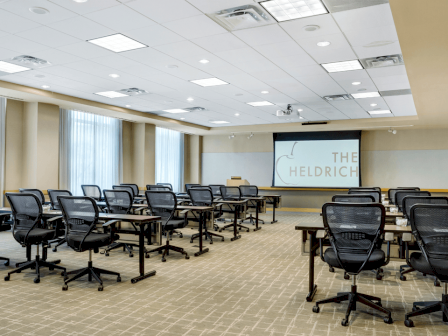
[0,212,445,336]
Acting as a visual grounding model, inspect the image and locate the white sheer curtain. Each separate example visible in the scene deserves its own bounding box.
[59,109,121,196]
[0,98,5,206]
[155,127,184,192]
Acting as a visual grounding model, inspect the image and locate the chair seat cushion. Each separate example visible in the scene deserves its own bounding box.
[165,218,186,230]
[213,211,221,218]
[67,232,112,251]
[324,248,385,273]
[410,252,448,280]
[14,228,55,245]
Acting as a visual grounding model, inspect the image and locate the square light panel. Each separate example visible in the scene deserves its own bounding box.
[247,101,274,107]
[95,91,129,98]
[351,92,381,99]
[163,109,189,113]
[210,121,230,124]
[368,110,392,115]
[260,0,328,22]
[190,78,229,87]
[321,60,363,73]
[88,34,147,53]
[0,61,30,73]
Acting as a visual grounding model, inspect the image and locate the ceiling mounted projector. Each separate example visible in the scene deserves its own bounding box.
[276,104,303,120]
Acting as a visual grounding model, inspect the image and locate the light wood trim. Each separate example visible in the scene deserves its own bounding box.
[259,187,349,191]
[4,190,48,195]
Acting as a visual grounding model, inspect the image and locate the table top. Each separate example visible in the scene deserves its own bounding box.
[177,205,213,211]
[214,200,248,204]
[295,220,411,233]
[242,196,265,200]
[260,194,281,197]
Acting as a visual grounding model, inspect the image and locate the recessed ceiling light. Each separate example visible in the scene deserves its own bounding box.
[29,7,49,14]
[187,97,194,101]
[370,103,378,107]
[180,117,185,120]
[321,60,363,73]
[199,59,209,64]
[357,88,367,92]
[261,91,269,94]
[210,121,230,124]
[235,93,243,96]
[352,82,361,85]
[41,85,50,89]
[235,113,240,116]
[190,78,229,87]
[298,109,303,112]
[260,0,328,22]
[303,25,320,32]
[88,34,147,53]
[351,92,381,99]
[317,41,330,47]
[163,109,189,113]
[109,74,120,78]
[125,105,131,107]
[35,74,45,78]
[95,91,129,98]
[247,101,274,107]
[368,110,392,115]
[166,65,178,69]
[73,0,88,2]
[0,61,30,73]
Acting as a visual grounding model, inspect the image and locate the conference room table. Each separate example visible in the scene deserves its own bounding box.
[0,207,161,284]
[260,194,282,223]
[241,196,266,231]
[215,199,248,241]
[295,220,411,302]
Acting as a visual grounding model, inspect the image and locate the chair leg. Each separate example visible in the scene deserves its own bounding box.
[315,293,349,306]
[52,238,66,252]
[358,294,391,317]
[94,267,120,277]
[406,302,442,319]
[64,267,90,284]
[0,256,9,266]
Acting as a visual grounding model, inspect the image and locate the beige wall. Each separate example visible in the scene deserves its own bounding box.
[144,124,156,186]
[203,133,272,153]
[5,100,23,191]
[184,134,202,185]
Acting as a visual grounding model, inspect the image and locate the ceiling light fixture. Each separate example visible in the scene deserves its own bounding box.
[210,121,230,124]
[389,127,397,134]
[260,0,328,22]
[303,25,320,32]
[187,97,194,101]
[199,59,209,64]
[29,7,49,14]
[180,118,185,120]
[321,60,363,73]
[88,34,147,53]
[95,91,129,98]
[352,82,361,85]
[370,103,378,107]
[352,92,381,99]
[247,101,274,107]
[317,41,330,47]
[297,109,303,112]
[73,0,88,2]
[0,61,30,74]
[190,78,229,87]
[368,109,391,115]
[247,132,254,139]
[166,65,178,69]
[109,74,120,78]
[261,91,269,94]
[163,109,189,113]
[235,113,240,116]
[229,133,235,139]
[125,105,131,107]
[41,85,50,89]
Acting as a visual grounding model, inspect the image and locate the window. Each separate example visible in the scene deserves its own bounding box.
[155,127,184,192]
[60,109,121,196]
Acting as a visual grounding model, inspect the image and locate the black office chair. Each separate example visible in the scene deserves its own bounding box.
[395,191,431,213]
[58,196,121,291]
[240,185,265,225]
[209,185,225,198]
[388,188,420,205]
[185,184,200,192]
[348,190,381,202]
[47,189,72,252]
[147,185,171,191]
[399,196,448,286]
[114,184,143,204]
[19,188,46,205]
[102,189,146,258]
[4,193,66,283]
[404,204,448,327]
[157,183,173,190]
[218,186,250,232]
[313,202,393,326]
[121,183,142,197]
[144,191,190,262]
[188,188,224,244]
[81,185,104,201]
[349,187,381,193]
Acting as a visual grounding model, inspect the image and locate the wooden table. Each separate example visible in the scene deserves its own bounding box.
[242,196,266,231]
[0,207,161,284]
[295,220,411,302]
[215,200,248,241]
[262,194,282,223]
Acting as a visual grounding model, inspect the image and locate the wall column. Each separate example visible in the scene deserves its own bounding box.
[144,124,156,186]
[22,102,38,187]
[184,134,202,184]
[131,123,145,187]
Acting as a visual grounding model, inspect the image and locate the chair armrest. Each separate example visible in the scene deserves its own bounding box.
[316,230,326,239]
[402,232,412,242]
[102,219,121,227]
[384,232,394,241]
[47,216,63,223]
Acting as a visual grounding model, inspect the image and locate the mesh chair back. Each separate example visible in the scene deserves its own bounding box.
[6,193,42,234]
[19,188,45,205]
[145,191,177,224]
[121,183,139,197]
[157,183,173,190]
[48,190,72,210]
[209,185,224,196]
[112,185,135,201]
[395,191,431,212]
[104,190,132,214]
[322,203,385,273]
[410,204,448,280]
[147,185,172,191]
[348,190,380,202]
[398,187,420,190]
[240,185,258,197]
[185,184,200,192]
[81,185,102,201]
[220,186,241,200]
[388,188,420,204]
[188,188,213,206]
[58,196,98,236]
[349,187,381,193]
[403,196,448,219]
[332,194,375,203]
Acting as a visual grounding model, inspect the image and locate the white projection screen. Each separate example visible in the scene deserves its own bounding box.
[273,131,361,188]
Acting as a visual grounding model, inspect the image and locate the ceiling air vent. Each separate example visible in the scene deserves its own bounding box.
[324,0,389,13]
[360,54,404,69]
[207,4,274,31]
[10,55,51,68]
[184,107,206,112]
[323,94,352,102]
[118,88,149,96]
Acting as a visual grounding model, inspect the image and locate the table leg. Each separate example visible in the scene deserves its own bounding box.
[254,200,261,231]
[306,230,318,302]
[131,222,156,284]
[271,197,278,224]
[231,205,241,241]
[195,211,209,257]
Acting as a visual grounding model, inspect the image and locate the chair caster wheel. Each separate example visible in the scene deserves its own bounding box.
[60,271,65,276]
[158,250,162,254]
[404,319,414,327]
[162,258,166,262]
[344,274,350,280]
[34,277,40,284]
[129,254,133,258]
[219,229,223,233]
[400,275,406,281]
[185,255,189,259]
[190,240,193,243]
[312,306,319,313]
[222,238,224,241]
[62,285,68,291]
[422,273,427,276]
[117,277,121,282]
[379,268,384,273]
[145,254,150,258]
[384,316,393,324]
[246,229,250,232]
[329,267,334,273]
[52,248,57,252]
[376,274,383,280]
[376,301,382,307]
[412,306,420,312]
[179,234,183,238]
[4,261,9,266]
[17,270,21,274]
[434,280,440,287]
[210,241,213,244]
[105,253,109,257]
[341,319,349,326]
[230,238,235,241]
[4,276,10,281]
[98,286,103,291]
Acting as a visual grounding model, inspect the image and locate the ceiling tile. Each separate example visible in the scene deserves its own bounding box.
[91,54,142,70]
[191,33,247,53]
[0,8,41,33]
[344,25,398,48]
[372,74,410,91]
[367,65,407,78]
[0,34,48,53]
[0,46,20,60]
[48,0,121,15]
[355,96,389,111]
[163,15,227,40]
[186,0,250,13]
[253,41,308,61]
[280,14,341,40]
[124,24,185,47]
[1,0,77,24]
[328,100,370,119]
[154,41,210,59]
[272,54,317,70]
[126,0,202,23]
[57,42,114,59]
[48,16,116,41]
[353,42,402,59]
[383,95,417,116]
[214,47,267,66]
[333,4,395,32]
[297,74,346,96]
[287,64,328,80]
[25,48,83,65]
[16,27,81,48]
[233,24,293,47]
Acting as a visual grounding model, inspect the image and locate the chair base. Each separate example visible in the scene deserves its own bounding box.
[5,254,66,283]
[242,214,265,225]
[405,293,448,327]
[219,222,250,233]
[165,229,183,240]
[399,265,440,286]
[145,240,189,262]
[63,259,121,291]
[102,241,142,258]
[343,268,384,281]
[0,256,9,266]
[191,229,224,244]
[50,237,66,252]
[313,282,393,326]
